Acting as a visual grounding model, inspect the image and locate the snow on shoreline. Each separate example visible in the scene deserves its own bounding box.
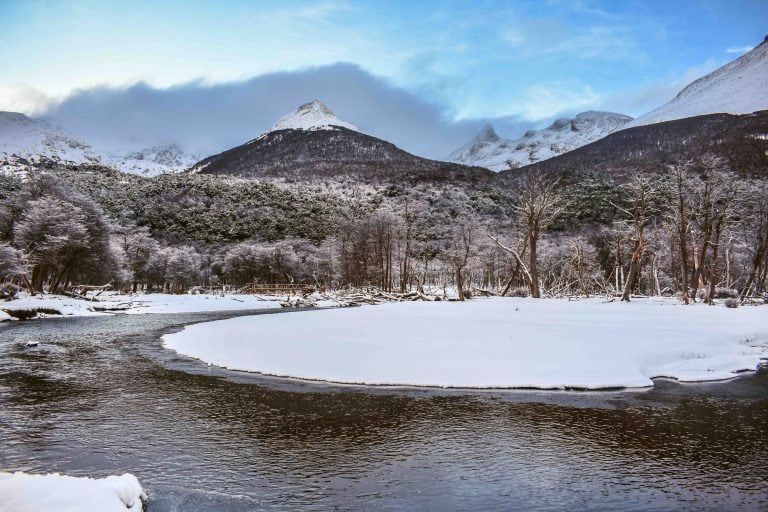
[0,292,282,319]
[0,472,146,512]
[162,298,768,390]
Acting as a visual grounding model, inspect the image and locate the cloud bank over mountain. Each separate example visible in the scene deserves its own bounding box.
[40,63,534,160]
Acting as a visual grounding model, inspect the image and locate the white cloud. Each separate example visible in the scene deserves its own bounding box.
[506,84,602,121]
[726,45,754,54]
[597,58,722,117]
[0,85,52,115]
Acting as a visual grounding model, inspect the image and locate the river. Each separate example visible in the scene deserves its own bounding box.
[1,309,767,511]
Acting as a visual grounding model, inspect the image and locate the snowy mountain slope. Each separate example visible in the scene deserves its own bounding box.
[449,111,633,171]
[190,100,490,181]
[270,100,357,132]
[0,111,104,174]
[627,38,768,128]
[109,144,200,176]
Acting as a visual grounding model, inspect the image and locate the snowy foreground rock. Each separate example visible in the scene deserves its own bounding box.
[1,292,282,319]
[163,298,768,389]
[0,472,146,512]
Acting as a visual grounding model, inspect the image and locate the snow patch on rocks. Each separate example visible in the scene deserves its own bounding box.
[2,292,282,318]
[0,471,146,512]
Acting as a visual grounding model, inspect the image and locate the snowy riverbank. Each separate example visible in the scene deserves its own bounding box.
[0,292,282,320]
[162,297,768,390]
[0,472,146,512]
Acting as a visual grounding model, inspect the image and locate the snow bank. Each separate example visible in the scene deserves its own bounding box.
[2,292,281,318]
[0,472,146,512]
[162,298,768,390]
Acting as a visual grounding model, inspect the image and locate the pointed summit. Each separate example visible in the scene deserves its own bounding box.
[473,124,499,144]
[269,100,358,133]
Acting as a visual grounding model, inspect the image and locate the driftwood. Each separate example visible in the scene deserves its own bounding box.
[280,289,444,308]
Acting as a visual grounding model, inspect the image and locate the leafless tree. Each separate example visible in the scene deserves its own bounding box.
[510,169,566,298]
[612,175,657,302]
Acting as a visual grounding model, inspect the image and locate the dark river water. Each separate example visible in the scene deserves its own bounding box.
[1,309,767,511]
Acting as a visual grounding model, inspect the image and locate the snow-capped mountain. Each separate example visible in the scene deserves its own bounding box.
[627,37,768,128]
[0,111,104,174]
[270,100,358,132]
[191,100,487,180]
[449,111,633,171]
[109,144,200,176]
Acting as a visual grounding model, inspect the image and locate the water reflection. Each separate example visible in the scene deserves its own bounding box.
[0,311,766,511]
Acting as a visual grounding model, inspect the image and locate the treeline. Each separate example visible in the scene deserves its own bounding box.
[1,155,768,303]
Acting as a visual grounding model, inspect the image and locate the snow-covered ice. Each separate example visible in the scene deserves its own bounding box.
[1,292,282,318]
[0,472,146,512]
[163,298,768,390]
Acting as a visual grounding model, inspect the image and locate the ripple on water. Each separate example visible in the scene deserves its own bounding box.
[0,311,767,511]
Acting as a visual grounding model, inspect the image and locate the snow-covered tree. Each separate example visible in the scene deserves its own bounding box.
[0,242,28,280]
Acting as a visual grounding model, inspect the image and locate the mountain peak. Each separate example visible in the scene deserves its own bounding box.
[269,100,358,133]
[448,110,632,171]
[473,124,499,143]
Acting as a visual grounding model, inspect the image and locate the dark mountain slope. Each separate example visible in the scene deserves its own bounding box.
[192,126,493,184]
[503,110,768,177]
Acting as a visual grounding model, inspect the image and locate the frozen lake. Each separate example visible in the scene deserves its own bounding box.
[1,309,767,511]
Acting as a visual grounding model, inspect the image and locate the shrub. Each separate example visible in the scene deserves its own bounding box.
[508,286,530,298]
[0,283,19,301]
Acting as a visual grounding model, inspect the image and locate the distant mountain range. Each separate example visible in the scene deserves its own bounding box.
[0,111,197,176]
[448,112,633,171]
[1,37,767,178]
[0,112,102,174]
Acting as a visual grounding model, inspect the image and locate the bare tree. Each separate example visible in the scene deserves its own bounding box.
[669,160,693,304]
[510,169,566,298]
[612,175,657,302]
[740,183,768,301]
[446,222,477,301]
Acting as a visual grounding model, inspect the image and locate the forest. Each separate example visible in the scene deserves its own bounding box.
[1,153,767,304]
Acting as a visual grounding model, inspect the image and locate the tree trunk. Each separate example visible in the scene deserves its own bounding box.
[455,266,465,301]
[621,233,643,302]
[529,232,540,298]
[706,222,724,305]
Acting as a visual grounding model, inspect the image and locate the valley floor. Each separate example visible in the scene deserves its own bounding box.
[163,297,768,390]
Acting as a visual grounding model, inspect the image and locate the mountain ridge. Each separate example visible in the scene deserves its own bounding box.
[448,111,633,171]
[626,39,768,128]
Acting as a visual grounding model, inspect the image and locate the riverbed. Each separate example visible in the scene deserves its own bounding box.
[1,309,767,511]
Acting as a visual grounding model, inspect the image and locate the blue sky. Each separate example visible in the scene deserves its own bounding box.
[0,0,766,156]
